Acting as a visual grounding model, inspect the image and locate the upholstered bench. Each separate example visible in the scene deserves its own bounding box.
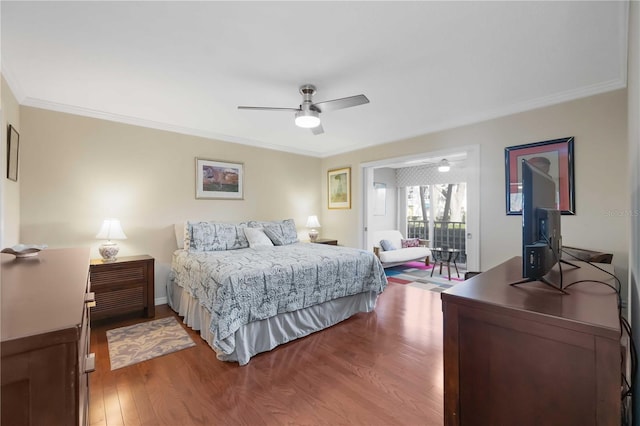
[372,230,431,268]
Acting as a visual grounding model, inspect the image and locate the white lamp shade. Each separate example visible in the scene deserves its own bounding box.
[96,219,127,240]
[306,215,321,228]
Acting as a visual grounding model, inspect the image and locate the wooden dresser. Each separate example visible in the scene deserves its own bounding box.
[1,247,94,426]
[441,257,620,426]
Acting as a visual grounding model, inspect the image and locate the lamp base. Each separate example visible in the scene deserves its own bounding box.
[309,229,319,242]
[99,242,120,262]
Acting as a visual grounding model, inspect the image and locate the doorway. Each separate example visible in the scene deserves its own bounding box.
[361,145,480,272]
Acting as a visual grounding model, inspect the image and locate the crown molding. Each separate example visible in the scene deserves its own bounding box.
[19,97,323,158]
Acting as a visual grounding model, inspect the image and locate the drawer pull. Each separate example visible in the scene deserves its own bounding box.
[85,353,96,373]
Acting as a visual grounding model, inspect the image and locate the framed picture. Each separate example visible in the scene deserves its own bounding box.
[328,167,351,209]
[6,125,19,182]
[505,136,575,215]
[195,158,244,200]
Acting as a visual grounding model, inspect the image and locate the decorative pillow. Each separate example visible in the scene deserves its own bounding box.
[401,238,421,248]
[187,221,249,252]
[243,227,274,248]
[262,219,299,246]
[380,239,396,251]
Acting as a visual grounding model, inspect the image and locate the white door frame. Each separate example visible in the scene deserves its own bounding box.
[360,144,481,272]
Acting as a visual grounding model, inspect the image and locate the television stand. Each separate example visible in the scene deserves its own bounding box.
[560,258,581,269]
[509,259,581,293]
[509,276,569,294]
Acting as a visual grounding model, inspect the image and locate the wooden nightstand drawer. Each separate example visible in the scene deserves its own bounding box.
[313,239,338,245]
[90,255,155,321]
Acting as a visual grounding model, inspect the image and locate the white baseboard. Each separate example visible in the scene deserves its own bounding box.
[155,296,168,306]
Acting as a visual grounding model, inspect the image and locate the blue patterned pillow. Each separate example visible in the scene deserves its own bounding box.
[187,221,249,251]
[380,239,396,251]
[262,219,299,245]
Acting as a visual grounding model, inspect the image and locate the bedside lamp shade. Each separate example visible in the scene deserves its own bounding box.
[306,215,321,242]
[96,219,127,261]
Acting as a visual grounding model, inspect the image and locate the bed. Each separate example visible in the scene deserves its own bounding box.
[167,220,388,365]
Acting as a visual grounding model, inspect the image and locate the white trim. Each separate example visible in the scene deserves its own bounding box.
[155,296,167,306]
[5,78,625,161]
[322,79,626,158]
[19,97,322,158]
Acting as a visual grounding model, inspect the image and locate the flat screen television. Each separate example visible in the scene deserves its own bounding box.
[512,159,570,292]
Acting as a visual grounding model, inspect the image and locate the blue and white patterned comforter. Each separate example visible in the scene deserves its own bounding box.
[169,243,387,354]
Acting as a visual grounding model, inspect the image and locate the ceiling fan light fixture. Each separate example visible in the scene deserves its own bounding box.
[295,110,321,128]
[438,159,451,173]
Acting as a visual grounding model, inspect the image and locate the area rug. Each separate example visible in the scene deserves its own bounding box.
[385,260,465,292]
[106,316,196,370]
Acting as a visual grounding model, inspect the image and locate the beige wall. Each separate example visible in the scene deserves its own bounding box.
[322,90,630,291]
[18,107,322,302]
[1,76,21,247]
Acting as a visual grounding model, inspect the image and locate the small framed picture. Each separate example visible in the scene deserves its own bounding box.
[505,137,575,215]
[328,166,351,209]
[6,125,19,182]
[195,158,244,200]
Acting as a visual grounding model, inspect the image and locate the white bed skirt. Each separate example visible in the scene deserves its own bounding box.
[167,280,379,365]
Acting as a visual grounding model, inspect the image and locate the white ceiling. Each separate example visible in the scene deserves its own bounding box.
[1,1,628,158]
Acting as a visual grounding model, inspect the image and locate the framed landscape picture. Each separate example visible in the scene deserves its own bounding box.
[505,136,575,215]
[328,167,351,209]
[195,158,244,200]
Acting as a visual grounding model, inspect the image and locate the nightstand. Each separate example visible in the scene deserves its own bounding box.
[89,255,155,321]
[313,238,338,245]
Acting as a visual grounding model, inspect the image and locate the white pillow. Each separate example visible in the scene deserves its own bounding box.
[243,227,274,248]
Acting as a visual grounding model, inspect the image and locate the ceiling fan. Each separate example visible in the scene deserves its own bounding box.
[237,84,369,135]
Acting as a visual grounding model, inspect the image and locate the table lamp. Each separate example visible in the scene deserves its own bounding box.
[96,219,127,261]
[306,215,321,242]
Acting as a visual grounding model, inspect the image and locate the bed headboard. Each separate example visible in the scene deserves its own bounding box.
[175,223,185,249]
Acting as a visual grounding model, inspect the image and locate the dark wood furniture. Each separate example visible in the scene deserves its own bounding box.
[90,255,155,321]
[313,238,338,245]
[563,245,614,264]
[1,247,94,426]
[441,257,620,425]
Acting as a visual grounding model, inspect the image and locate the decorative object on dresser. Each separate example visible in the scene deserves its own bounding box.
[441,257,620,425]
[1,243,47,258]
[90,255,155,321]
[1,247,94,426]
[305,215,321,242]
[95,218,127,261]
[313,238,337,245]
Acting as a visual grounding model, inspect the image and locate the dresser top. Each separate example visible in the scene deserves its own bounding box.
[441,256,620,336]
[2,247,90,341]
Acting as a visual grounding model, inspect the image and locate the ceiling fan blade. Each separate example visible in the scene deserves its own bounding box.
[311,123,324,135]
[238,106,300,112]
[312,94,369,113]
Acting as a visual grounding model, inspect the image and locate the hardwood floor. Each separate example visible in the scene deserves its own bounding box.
[89,283,445,425]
